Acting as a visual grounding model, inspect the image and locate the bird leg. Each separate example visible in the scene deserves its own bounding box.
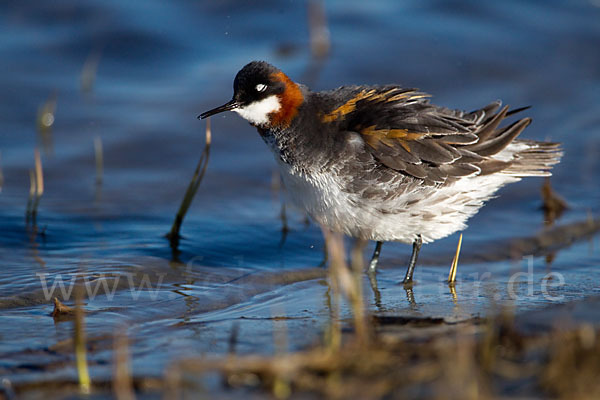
[402,235,422,286]
[367,241,383,275]
[366,241,384,309]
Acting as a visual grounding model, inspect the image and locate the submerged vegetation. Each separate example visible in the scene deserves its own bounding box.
[169,312,600,400]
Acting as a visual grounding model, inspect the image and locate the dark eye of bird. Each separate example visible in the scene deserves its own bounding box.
[256,83,267,92]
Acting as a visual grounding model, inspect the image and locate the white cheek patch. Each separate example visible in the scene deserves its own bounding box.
[234,95,281,126]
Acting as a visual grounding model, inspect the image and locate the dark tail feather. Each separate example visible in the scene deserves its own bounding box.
[460,102,561,178]
[464,118,532,157]
[475,105,509,142]
[506,105,531,117]
[465,100,501,125]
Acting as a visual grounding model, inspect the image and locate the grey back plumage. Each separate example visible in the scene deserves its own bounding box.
[307,86,561,186]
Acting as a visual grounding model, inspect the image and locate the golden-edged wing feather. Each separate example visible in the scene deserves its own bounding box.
[321,86,543,185]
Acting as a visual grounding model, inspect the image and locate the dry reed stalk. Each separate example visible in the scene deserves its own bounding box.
[272,305,291,399]
[113,329,135,400]
[26,169,36,222]
[34,149,44,196]
[26,150,44,224]
[322,229,369,347]
[448,233,463,284]
[31,149,44,221]
[321,229,341,352]
[349,239,369,345]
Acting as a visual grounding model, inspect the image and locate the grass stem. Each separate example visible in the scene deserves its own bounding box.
[74,281,91,394]
[167,119,212,249]
[448,233,463,284]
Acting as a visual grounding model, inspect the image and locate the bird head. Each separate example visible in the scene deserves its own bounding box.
[200,61,304,129]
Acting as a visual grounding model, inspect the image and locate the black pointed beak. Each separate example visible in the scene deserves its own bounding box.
[198,99,239,120]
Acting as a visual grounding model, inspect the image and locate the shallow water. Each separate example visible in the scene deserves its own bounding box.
[1,0,600,391]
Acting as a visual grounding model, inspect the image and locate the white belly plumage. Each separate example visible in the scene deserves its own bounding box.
[276,144,533,244]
